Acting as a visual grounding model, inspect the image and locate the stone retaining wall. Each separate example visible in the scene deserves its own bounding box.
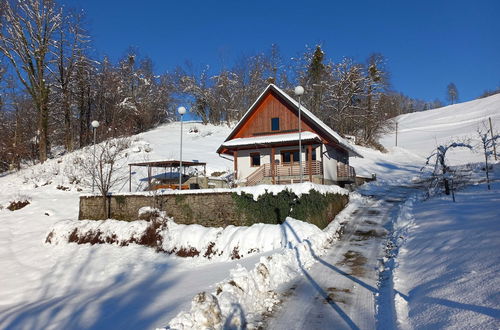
[79,191,348,228]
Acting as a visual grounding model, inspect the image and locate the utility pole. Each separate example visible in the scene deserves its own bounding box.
[395,122,398,147]
[489,117,497,160]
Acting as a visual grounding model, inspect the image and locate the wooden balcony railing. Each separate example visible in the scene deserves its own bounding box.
[246,161,323,186]
[337,163,356,181]
[246,161,356,186]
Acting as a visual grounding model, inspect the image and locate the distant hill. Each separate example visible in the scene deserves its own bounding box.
[379,93,500,165]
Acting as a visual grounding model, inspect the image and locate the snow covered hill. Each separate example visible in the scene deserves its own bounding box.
[379,93,500,165]
[0,94,499,329]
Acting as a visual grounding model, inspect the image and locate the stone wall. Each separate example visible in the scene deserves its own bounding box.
[79,190,349,228]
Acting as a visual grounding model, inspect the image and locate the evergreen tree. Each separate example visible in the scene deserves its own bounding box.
[304,45,329,116]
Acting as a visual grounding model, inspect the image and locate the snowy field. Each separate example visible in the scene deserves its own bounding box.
[393,168,500,329]
[0,94,499,329]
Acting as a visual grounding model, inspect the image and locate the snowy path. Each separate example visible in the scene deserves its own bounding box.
[265,185,417,330]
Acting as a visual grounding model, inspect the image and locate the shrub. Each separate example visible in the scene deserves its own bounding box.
[232,189,348,229]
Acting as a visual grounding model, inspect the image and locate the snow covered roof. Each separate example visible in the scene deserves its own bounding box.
[129,160,206,167]
[221,131,321,148]
[220,84,361,157]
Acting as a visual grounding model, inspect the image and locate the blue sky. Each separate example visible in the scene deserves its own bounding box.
[67,0,499,103]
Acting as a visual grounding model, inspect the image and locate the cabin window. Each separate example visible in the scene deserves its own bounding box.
[250,153,261,167]
[271,117,280,131]
[281,150,300,164]
[305,147,317,161]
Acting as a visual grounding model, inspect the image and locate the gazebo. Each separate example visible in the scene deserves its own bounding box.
[128,160,207,191]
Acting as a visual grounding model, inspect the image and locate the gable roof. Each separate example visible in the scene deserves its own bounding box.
[218,84,361,157]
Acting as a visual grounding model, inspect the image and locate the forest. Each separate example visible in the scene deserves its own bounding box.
[0,0,446,171]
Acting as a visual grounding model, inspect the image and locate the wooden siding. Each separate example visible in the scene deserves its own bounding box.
[234,91,316,139]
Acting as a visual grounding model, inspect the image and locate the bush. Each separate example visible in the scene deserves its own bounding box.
[232,189,348,229]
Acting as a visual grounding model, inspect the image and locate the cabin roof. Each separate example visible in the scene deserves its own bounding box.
[217,84,361,157]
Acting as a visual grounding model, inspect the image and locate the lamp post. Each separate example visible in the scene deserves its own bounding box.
[91,120,100,193]
[178,106,187,189]
[294,86,304,183]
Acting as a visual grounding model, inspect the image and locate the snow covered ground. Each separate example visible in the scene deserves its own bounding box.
[392,168,500,329]
[0,94,499,329]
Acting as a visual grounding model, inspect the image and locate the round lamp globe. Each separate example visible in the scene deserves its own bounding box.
[177,106,187,115]
[294,86,304,96]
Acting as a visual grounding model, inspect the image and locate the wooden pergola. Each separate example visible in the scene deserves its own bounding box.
[128,160,207,192]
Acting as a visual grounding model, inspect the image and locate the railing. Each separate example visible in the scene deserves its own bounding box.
[246,165,266,186]
[246,161,323,186]
[337,163,356,181]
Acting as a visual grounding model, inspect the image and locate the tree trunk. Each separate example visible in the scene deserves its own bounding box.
[38,97,49,163]
[444,178,450,195]
[102,195,108,220]
[63,90,73,151]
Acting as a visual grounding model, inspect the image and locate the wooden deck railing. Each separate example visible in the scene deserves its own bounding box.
[246,161,323,186]
[337,163,356,181]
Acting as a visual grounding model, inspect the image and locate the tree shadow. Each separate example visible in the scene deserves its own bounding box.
[223,303,248,329]
[0,245,183,330]
[281,220,364,329]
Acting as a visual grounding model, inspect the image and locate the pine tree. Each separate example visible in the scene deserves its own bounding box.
[304,45,328,116]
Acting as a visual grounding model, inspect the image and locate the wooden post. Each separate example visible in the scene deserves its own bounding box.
[147,165,151,188]
[271,147,276,184]
[234,150,238,180]
[489,117,497,160]
[308,144,313,182]
[129,165,132,192]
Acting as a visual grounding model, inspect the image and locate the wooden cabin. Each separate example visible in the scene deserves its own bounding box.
[217,84,361,186]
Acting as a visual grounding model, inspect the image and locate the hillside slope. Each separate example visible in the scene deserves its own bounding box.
[379,93,500,165]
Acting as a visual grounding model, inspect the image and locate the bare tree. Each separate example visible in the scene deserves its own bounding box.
[447,82,458,105]
[477,126,499,190]
[53,8,89,151]
[77,138,131,218]
[0,0,62,162]
[422,142,473,196]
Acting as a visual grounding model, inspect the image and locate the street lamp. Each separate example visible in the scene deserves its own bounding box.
[91,120,100,193]
[294,86,304,183]
[178,106,187,189]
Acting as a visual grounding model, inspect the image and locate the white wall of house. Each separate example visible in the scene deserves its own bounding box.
[323,145,339,182]
[236,148,271,180]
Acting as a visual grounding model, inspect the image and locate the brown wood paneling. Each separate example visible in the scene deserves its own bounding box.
[234,91,315,138]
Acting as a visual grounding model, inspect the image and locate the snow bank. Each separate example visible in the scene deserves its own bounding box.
[164,197,361,329]
[46,216,324,261]
[163,218,322,259]
[46,219,155,246]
